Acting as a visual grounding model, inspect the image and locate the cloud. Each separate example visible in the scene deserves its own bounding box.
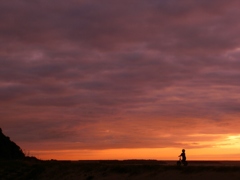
[1,0,240,155]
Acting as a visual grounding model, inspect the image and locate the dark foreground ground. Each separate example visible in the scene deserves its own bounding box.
[1,160,240,180]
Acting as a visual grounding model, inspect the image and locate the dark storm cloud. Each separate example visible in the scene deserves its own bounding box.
[1,0,240,152]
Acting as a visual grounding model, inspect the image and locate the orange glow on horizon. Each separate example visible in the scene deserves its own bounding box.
[32,147,240,161]
[27,133,240,161]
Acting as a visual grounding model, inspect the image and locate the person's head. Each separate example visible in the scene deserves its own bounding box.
[182,149,185,152]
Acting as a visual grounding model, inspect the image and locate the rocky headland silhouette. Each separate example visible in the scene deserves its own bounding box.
[0,128,25,159]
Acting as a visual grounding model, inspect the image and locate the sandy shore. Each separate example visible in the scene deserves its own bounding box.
[1,160,240,180]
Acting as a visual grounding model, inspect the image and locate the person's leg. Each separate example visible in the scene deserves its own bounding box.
[182,159,187,166]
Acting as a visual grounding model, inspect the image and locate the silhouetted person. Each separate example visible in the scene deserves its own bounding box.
[179,149,186,163]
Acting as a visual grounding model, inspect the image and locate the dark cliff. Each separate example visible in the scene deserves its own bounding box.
[0,128,25,159]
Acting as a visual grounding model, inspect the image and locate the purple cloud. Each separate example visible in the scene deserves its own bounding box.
[1,0,240,158]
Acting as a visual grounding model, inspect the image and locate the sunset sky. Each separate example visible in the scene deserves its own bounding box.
[1,0,240,160]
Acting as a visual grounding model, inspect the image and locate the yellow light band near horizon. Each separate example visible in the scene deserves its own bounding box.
[31,146,240,161]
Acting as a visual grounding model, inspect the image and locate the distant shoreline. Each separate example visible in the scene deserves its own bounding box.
[25,159,240,166]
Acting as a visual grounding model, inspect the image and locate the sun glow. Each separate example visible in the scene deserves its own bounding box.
[227,135,240,140]
[215,134,240,148]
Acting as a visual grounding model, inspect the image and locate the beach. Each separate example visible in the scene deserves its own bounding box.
[1,160,240,180]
